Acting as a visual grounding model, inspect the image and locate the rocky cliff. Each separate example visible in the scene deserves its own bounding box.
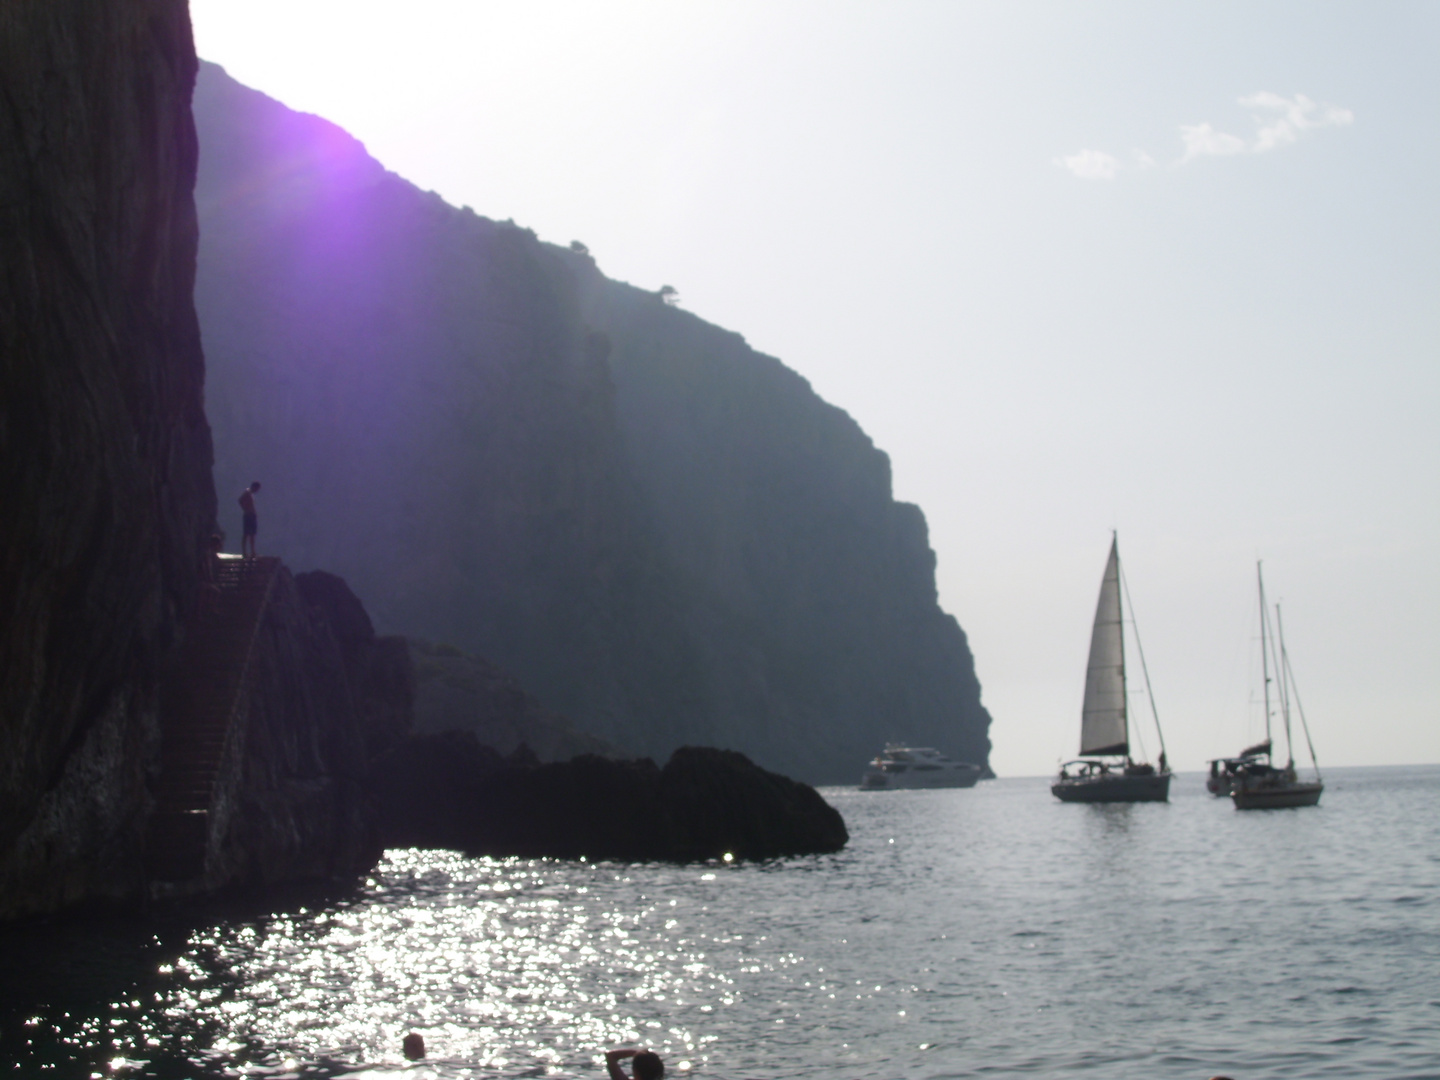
[165,567,412,895]
[0,4,411,919]
[193,62,993,783]
[0,0,214,918]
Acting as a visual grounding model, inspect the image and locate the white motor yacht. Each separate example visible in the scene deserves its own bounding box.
[860,745,983,790]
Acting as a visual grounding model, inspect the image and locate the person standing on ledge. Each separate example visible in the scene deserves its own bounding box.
[605,1047,664,1080]
[238,481,261,558]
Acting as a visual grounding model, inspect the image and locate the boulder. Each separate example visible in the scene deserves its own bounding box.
[371,737,847,861]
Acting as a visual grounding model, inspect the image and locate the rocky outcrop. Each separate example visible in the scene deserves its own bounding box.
[0,0,213,919]
[193,63,993,784]
[373,738,848,862]
[186,567,411,893]
[409,639,619,762]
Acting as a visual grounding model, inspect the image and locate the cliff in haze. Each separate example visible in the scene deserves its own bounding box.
[193,63,992,783]
[409,639,620,762]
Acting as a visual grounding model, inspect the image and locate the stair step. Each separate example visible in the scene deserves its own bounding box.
[151,559,277,882]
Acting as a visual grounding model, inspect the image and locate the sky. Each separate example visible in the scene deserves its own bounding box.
[190,1,1439,777]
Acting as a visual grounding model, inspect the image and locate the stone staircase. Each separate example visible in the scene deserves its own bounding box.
[145,555,280,883]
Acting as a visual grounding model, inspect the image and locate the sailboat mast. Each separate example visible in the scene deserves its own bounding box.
[1117,536,1128,756]
[1257,561,1273,747]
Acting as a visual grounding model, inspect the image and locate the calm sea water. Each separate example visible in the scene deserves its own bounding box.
[4,765,1438,1080]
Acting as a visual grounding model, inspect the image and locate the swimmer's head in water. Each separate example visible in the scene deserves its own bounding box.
[632,1051,664,1080]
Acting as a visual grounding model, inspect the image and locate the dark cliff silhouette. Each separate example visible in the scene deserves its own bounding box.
[193,63,992,783]
[0,0,214,916]
[0,4,396,918]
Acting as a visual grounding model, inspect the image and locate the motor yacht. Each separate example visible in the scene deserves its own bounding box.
[860,745,983,790]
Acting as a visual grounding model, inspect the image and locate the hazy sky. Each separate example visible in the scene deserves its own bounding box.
[191,1,1438,777]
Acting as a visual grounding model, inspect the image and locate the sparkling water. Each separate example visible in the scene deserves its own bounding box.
[4,766,1437,1078]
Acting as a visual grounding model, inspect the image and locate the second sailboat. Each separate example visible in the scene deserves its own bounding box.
[1052,535,1172,803]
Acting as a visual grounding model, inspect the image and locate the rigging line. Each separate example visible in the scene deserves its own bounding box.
[1258,562,1274,746]
[1129,713,1151,767]
[1275,603,1296,768]
[1118,560,1167,762]
[1281,635,1322,780]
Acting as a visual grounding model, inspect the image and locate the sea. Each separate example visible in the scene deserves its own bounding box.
[3,765,1437,1080]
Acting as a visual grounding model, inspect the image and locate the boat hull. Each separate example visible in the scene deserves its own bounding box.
[860,767,983,791]
[1051,772,1171,803]
[1232,781,1323,809]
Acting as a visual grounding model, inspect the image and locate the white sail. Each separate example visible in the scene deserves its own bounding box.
[1080,537,1128,757]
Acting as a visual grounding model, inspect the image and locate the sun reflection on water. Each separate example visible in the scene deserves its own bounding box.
[135,850,755,1076]
[13,777,1433,1079]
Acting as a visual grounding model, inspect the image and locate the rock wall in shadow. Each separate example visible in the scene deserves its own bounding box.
[193,62,992,784]
[196,568,413,892]
[0,0,214,919]
[0,7,412,919]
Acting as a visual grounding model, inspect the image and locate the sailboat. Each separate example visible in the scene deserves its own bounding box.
[1227,562,1323,810]
[1205,738,1271,796]
[1052,535,1171,803]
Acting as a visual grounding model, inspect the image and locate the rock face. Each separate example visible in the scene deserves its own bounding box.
[373,738,848,862]
[185,568,412,892]
[0,0,214,918]
[193,63,993,784]
[0,5,412,919]
[410,639,619,762]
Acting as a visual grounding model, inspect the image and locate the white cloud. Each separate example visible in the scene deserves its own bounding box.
[1240,91,1355,153]
[1060,91,1353,180]
[1179,121,1248,161]
[1055,148,1121,180]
